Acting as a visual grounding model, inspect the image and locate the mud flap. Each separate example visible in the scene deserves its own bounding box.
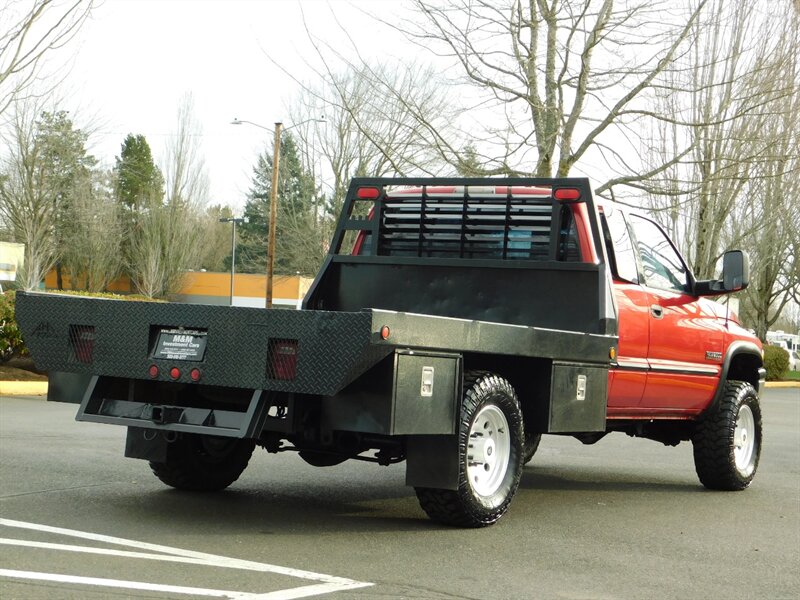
[47,371,93,404]
[405,434,459,490]
[125,426,169,462]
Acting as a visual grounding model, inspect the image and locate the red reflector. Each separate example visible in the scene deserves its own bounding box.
[148,365,159,378]
[554,188,581,201]
[190,368,201,382]
[169,367,181,380]
[356,187,380,200]
[380,325,391,340]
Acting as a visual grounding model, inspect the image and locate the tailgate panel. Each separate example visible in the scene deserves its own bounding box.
[16,293,389,395]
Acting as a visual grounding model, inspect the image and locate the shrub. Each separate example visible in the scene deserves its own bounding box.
[763,345,790,381]
[0,291,27,362]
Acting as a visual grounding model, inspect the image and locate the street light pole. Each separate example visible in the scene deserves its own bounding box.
[219,217,244,306]
[266,122,282,309]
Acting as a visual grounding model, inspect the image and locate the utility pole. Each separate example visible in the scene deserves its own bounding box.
[230,116,324,308]
[266,122,282,309]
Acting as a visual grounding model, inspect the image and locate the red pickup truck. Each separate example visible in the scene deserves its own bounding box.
[16,177,765,527]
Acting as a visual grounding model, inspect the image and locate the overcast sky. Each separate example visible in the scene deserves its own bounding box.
[65,0,406,211]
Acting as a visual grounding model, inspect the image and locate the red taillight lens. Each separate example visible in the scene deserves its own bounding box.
[169,367,181,380]
[190,368,201,382]
[69,325,95,364]
[268,339,298,380]
[554,188,581,201]
[380,325,391,340]
[356,187,380,200]
[148,365,159,378]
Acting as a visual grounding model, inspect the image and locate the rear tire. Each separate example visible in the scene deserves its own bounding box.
[692,381,762,491]
[415,371,524,527]
[150,434,255,491]
[522,430,542,465]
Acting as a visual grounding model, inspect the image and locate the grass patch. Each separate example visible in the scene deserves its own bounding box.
[0,358,46,381]
[782,370,800,381]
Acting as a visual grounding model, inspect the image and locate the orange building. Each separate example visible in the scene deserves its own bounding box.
[44,271,314,308]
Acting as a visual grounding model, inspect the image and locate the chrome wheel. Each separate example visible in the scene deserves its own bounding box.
[734,404,756,476]
[467,404,511,497]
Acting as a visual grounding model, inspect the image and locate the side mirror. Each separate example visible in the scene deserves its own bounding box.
[722,250,749,292]
[693,250,749,296]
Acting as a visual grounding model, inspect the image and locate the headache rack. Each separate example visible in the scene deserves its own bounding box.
[379,186,581,260]
[327,180,583,261]
[304,177,615,335]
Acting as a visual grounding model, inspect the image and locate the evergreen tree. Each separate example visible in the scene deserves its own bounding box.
[112,133,166,285]
[35,111,97,289]
[234,134,326,276]
[114,134,164,210]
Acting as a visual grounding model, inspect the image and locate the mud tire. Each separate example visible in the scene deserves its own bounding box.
[150,434,255,491]
[692,381,762,491]
[415,371,524,527]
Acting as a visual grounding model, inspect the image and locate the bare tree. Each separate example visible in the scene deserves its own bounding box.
[0,0,94,115]
[163,94,209,209]
[128,201,204,298]
[288,61,459,208]
[641,0,795,278]
[0,101,57,289]
[347,0,711,186]
[61,168,123,292]
[733,6,800,340]
[127,95,207,298]
[639,0,799,338]
[198,204,234,272]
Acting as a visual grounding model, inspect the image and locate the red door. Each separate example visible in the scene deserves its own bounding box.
[627,215,722,414]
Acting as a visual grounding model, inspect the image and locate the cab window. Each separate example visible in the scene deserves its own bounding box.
[629,215,689,293]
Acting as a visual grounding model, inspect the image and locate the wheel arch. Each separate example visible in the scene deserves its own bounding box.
[462,353,552,433]
[710,341,765,411]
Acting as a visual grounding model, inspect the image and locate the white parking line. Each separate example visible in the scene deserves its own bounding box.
[0,519,373,599]
[0,569,253,598]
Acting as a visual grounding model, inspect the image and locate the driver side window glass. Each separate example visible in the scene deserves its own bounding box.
[629,215,688,293]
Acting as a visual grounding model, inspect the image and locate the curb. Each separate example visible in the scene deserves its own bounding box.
[765,381,800,389]
[1,380,797,398]
[0,381,48,396]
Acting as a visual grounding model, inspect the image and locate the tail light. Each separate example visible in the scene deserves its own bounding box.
[68,325,95,364]
[356,187,380,200]
[554,188,581,201]
[267,339,298,381]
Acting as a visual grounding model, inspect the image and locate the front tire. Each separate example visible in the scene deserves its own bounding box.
[150,434,255,491]
[415,371,524,527]
[692,381,762,491]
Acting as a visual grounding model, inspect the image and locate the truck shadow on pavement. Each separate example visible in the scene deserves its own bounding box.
[93,459,708,535]
[520,465,704,494]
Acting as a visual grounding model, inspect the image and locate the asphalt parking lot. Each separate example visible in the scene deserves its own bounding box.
[1,387,798,599]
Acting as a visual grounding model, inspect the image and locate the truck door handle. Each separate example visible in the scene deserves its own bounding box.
[650,304,664,319]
